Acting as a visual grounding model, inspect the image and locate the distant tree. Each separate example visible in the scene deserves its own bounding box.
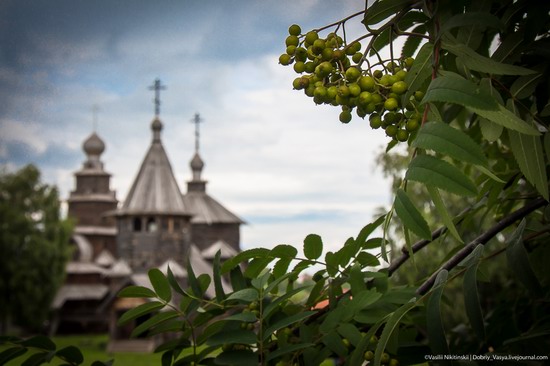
[0,164,72,333]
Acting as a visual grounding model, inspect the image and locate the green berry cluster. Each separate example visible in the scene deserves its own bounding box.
[363,335,400,365]
[280,24,424,143]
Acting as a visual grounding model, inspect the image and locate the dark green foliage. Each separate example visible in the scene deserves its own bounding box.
[0,165,72,332]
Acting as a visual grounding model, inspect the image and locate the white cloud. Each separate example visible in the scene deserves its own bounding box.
[1,119,49,154]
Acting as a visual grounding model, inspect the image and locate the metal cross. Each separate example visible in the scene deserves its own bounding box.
[191,113,203,152]
[148,79,166,117]
[92,104,99,132]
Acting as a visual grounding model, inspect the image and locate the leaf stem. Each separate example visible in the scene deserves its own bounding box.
[416,197,547,295]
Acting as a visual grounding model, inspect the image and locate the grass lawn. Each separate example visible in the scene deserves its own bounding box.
[2,334,162,366]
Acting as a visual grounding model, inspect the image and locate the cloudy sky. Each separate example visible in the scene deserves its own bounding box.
[0,0,393,253]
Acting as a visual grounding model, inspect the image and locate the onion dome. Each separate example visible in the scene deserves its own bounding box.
[190,152,204,171]
[83,132,105,157]
[151,117,163,142]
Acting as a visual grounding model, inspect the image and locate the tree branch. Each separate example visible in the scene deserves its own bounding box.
[416,197,547,295]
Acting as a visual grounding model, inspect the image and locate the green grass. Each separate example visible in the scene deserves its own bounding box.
[2,334,162,366]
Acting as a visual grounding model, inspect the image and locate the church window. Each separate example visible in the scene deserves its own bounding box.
[133,217,142,232]
[147,217,157,232]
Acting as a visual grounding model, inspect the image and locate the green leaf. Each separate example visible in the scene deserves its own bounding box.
[207,330,257,346]
[440,12,504,34]
[131,310,179,338]
[266,343,315,362]
[325,252,339,276]
[229,266,247,291]
[463,245,486,341]
[118,301,165,325]
[221,248,270,274]
[443,40,536,75]
[479,117,503,142]
[273,257,293,278]
[118,285,156,298]
[271,244,298,258]
[185,257,201,297]
[356,251,380,267]
[303,234,323,260]
[244,257,273,278]
[374,300,417,366]
[21,352,50,366]
[511,73,543,99]
[470,104,540,135]
[349,263,366,295]
[426,270,450,355]
[363,0,410,26]
[370,27,391,56]
[506,219,544,296]
[422,74,499,110]
[348,289,383,314]
[491,32,523,63]
[509,130,549,200]
[401,25,427,58]
[166,266,185,296]
[148,268,171,303]
[55,346,84,365]
[263,311,317,341]
[19,336,56,351]
[322,332,348,358]
[0,347,28,365]
[394,189,431,240]
[406,155,478,196]
[427,185,463,242]
[264,285,312,319]
[412,121,488,166]
[226,288,259,302]
[403,42,433,105]
[213,250,226,302]
[475,165,505,183]
[356,215,386,247]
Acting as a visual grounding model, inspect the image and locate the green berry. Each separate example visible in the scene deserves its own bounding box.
[391,81,408,95]
[369,114,382,129]
[293,61,305,73]
[288,24,301,36]
[348,83,361,97]
[384,98,399,111]
[405,57,414,69]
[279,54,292,65]
[414,90,424,102]
[294,47,307,62]
[285,35,299,47]
[358,76,375,91]
[406,118,419,131]
[339,110,352,123]
[381,352,391,364]
[352,52,363,64]
[345,67,362,82]
[364,350,374,361]
[305,31,319,46]
[396,129,409,141]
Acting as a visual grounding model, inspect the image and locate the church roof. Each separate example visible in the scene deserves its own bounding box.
[52,284,109,309]
[201,239,239,259]
[95,249,116,267]
[118,118,189,216]
[183,191,244,224]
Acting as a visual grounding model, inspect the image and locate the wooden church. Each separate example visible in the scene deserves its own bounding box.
[51,80,243,351]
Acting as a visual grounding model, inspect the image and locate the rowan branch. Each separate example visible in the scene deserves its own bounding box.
[416,197,547,295]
